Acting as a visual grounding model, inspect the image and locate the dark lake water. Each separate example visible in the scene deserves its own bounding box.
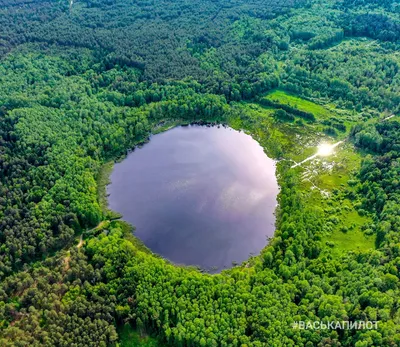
[107,125,278,271]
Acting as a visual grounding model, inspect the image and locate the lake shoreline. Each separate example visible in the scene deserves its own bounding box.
[102,122,279,272]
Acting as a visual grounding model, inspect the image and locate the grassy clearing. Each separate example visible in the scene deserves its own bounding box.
[230,102,321,160]
[328,209,375,255]
[295,143,375,255]
[261,89,363,139]
[118,324,163,347]
[315,144,361,189]
[263,89,334,120]
[301,162,375,257]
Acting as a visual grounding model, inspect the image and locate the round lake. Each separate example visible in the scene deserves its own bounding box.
[107,125,279,271]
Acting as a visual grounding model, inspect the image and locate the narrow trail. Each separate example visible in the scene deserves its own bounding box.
[77,234,84,248]
[77,220,108,248]
[63,220,108,270]
[382,114,396,122]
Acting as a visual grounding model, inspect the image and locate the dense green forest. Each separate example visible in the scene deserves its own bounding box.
[0,0,399,346]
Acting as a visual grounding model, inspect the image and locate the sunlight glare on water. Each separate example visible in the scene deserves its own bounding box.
[317,143,335,157]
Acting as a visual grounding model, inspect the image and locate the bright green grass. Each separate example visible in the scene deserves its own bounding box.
[297,143,375,254]
[329,209,375,253]
[230,102,321,160]
[314,148,375,255]
[315,145,361,190]
[118,324,163,347]
[263,89,335,120]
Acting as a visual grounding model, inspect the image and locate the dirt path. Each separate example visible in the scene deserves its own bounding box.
[63,220,108,270]
[77,234,84,248]
[382,114,396,121]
